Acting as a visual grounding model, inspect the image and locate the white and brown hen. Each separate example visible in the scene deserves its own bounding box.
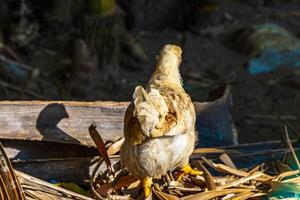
[120,44,201,198]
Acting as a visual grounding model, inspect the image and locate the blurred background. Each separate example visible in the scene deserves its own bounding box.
[0,0,300,143]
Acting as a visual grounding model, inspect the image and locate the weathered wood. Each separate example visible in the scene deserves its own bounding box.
[13,156,120,184]
[0,86,234,147]
[14,157,93,184]
[1,139,98,159]
[0,101,128,146]
[1,138,121,183]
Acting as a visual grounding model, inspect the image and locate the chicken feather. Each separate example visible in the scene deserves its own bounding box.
[121,44,198,196]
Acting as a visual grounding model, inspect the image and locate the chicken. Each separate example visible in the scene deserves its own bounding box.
[120,44,201,198]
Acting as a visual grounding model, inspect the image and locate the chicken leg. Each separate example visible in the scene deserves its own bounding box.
[142,177,153,198]
[176,164,202,181]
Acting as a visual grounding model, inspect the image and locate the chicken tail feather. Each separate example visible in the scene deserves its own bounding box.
[133,86,160,136]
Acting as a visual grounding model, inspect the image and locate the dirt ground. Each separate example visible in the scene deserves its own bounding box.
[1,0,300,144]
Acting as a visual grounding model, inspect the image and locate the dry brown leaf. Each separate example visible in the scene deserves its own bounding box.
[202,157,272,183]
[168,181,185,188]
[0,175,10,200]
[96,175,138,195]
[107,194,132,200]
[16,170,93,200]
[284,125,300,169]
[25,189,74,200]
[217,172,265,190]
[282,176,300,183]
[221,193,235,199]
[231,191,260,200]
[181,188,251,200]
[0,142,26,200]
[168,181,203,192]
[127,179,141,190]
[219,153,237,169]
[213,176,236,186]
[107,138,125,156]
[191,177,206,187]
[89,123,113,173]
[193,148,238,154]
[192,160,216,190]
[153,189,180,200]
[248,165,261,174]
[274,169,300,182]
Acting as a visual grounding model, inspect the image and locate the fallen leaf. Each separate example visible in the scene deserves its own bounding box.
[96,175,138,195]
[192,160,216,190]
[89,123,113,173]
[219,153,237,169]
[153,189,180,200]
[107,138,125,156]
[182,188,251,200]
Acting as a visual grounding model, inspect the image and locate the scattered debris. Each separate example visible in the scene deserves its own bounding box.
[1,116,300,199]
[233,23,300,74]
[248,48,300,75]
[0,55,36,82]
[0,143,25,200]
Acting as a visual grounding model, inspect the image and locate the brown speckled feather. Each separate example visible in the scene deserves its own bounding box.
[121,44,197,180]
[123,45,196,145]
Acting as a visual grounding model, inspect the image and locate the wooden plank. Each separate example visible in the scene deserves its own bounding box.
[0,86,233,147]
[1,139,120,183]
[0,101,128,146]
[1,140,98,159]
[13,156,120,184]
